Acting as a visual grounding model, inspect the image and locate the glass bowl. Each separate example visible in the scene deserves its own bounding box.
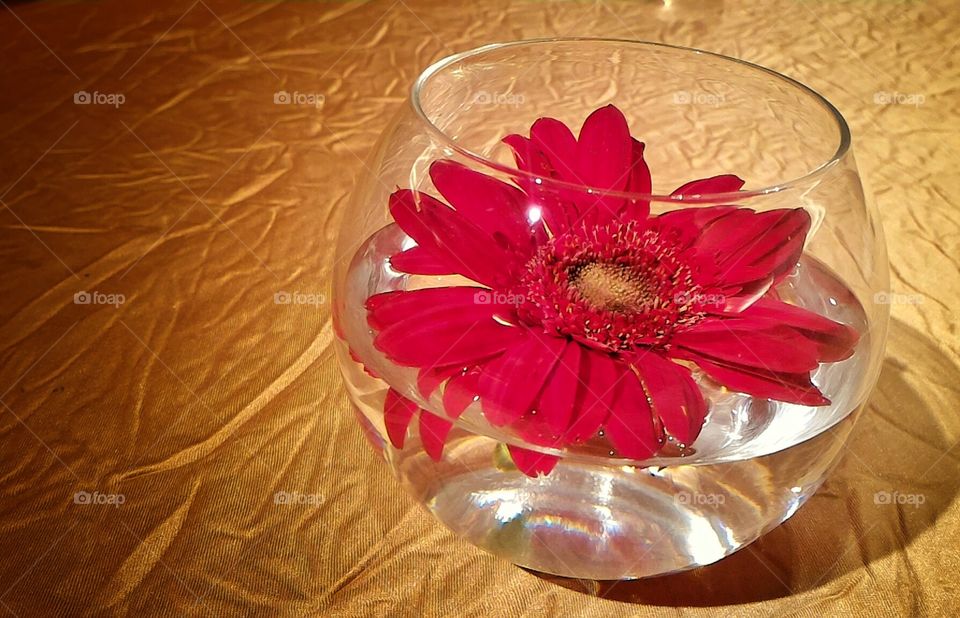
[332,39,888,580]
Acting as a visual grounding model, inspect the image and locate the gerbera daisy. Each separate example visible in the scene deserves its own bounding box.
[365,104,858,477]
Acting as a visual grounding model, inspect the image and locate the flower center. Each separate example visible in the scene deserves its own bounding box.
[570,262,654,313]
[514,220,708,351]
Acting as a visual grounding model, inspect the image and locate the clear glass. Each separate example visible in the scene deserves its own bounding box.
[332,39,889,580]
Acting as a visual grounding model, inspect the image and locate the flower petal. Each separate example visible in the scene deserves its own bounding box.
[503,132,580,235]
[694,208,811,290]
[671,174,745,197]
[376,318,519,368]
[676,351,830,406]
[654,205,739,251]
[384,388,418,449]
[622,139,652,221]
[536,341,582,436]
[366,286,497,331]
[633,352,706,446]
[417,364,464,399]
[370,289,522,367]
[389,189,519,287]
[577,105,632,225]
[507,444,560,477]
[530,117,580,183]
[443,368,481,419]
[740,298,859,362]
[604,369,661,460]
[390,246,454,275]
[429,160,541,251]
[565,349,619,443]
[478,331,566,426]
[419,411,453,461]
[671,321,821,373]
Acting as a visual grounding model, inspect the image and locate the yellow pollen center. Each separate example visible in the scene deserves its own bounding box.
[572,263,653,312]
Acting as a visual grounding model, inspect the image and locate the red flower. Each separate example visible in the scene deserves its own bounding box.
[365,105,858,477]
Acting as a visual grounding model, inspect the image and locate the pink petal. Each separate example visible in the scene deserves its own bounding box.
[604,369,661,460]
[717,277,774,313]
[478,331,566,426]
[389,189,519,287]
[429,160,541,250]
[502,134,543,176]
[366,286,497,331]
[376,315,520,368]
[654,205,738,250]
[530,117,580,183]
[390,246,454,275]
[692,208,811,291]
[633,352,706,446]
[443,368,481,419]
[537,341,582,436]
[622,139,651,221]
[677,351,830,406]
[419,411,453,461]
[384,388,418,449]
[671,174,745,197]
[671,322,821,373]
[566,349,619,443]
[741,298,859,362]
[417,364,464,399]
[507,444,560,477]
[502,133,580,236]
[576,105,632,225]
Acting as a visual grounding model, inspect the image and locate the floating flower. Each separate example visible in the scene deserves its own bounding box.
[366,105,858,476]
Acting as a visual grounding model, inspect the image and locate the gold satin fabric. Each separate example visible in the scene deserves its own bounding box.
[0,1,957,615]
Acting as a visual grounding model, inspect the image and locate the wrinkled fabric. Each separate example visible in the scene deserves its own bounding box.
[0,0,958,616]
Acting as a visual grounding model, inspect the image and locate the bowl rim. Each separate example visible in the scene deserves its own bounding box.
[410,37,852,202]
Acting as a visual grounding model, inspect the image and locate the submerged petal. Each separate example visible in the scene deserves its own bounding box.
[478,331,566,426]
[507,444,560,477]
[419,411,454,461]
[536,341,582,436]
[566,349,620,443]
[677,350,831,406]
[634,352,707,446]
[384,388,419,449]
[604,368,661,460]
[390,246,454,275]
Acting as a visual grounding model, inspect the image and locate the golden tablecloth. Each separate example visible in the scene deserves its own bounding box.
[1,0,958,615]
